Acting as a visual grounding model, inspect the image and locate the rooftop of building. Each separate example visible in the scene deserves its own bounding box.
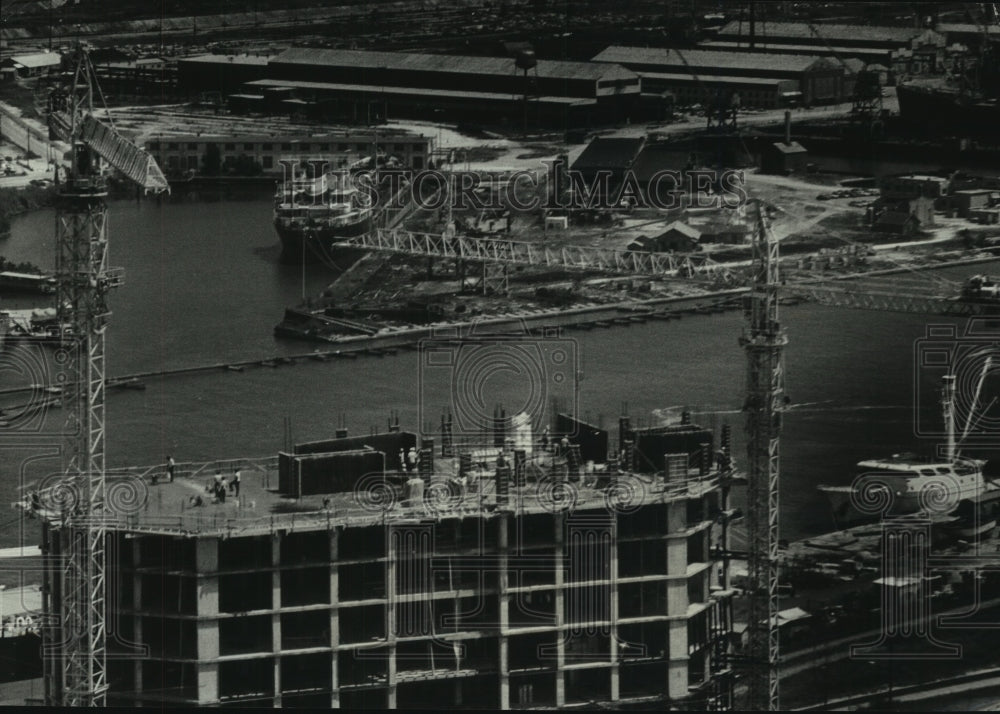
[243,77,598,105]
[592,45,831,73]
[771,141,808,154]
[571,137,647,171]
[5,50,61,68]
[268,47,638,83]
[699,40,892,58]
[636,70,794,87]
[715,20,935,44]
[145,130,430,145]
[179,52,271,66]
[23,451,727,538]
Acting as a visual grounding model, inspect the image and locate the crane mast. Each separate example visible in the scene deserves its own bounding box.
[43,45,167,707]
[740,201,786,711]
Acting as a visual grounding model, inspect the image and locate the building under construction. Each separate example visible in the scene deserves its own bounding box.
[33,413,738,709]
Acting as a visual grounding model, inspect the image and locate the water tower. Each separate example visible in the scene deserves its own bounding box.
[515,49,538,132]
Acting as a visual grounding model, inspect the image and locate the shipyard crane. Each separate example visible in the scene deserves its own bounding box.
[43,45,169,707]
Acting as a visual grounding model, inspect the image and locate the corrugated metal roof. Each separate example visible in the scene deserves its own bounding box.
[658,221,701,240]
[592,45,825,73]
[270,47,637,82]
[9,51,61,68]
[716,20,931,45]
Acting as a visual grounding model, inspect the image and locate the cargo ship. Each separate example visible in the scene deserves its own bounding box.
[895,24,1000,137]
[274,165,374,265]
[818,372,1000,535]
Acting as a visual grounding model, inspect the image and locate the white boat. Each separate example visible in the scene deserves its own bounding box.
[819,365,999,536]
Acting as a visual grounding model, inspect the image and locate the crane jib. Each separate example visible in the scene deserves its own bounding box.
[78,115,170,195]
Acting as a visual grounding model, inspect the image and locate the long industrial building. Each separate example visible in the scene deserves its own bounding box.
[177,48,642,127]
[703,20,953,73]
[34,415,738,709]
[593,46,851,107]
[144,131,436,175]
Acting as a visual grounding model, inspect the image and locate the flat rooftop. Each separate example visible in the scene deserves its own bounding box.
[24,454,726,538]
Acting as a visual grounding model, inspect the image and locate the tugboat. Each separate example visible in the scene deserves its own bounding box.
[819,367,1000,534]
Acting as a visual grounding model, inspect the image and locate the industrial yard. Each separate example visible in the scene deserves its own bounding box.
[3,1,1000,712]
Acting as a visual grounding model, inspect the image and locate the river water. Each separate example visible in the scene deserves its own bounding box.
[1,194,996,551]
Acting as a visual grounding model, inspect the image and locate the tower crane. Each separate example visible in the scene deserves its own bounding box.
[43,45,168,707]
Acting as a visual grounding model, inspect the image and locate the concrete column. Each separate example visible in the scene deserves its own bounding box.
[330,529,340,708]
[197,662,219,704]
[133,539,143,696]
[195,538,220,704]
[554,514,565,708]
[609,514,620,702]
[498,516,510,710]
[386,529,397,709]
[273,534,282,707]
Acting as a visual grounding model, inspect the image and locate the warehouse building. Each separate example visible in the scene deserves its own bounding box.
[145,132,435,175]
[592,46,850,106]
[177,48,641,127]
[177,53,270,95]
[0,50,62,79]
[703,21,953,74]
[36,415,737,709]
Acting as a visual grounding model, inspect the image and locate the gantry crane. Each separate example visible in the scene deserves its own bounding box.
[43,45,168,707]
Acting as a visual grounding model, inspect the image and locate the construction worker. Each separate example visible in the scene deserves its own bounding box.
[166,455,175,482]
[407,447,419,472]
[233,469,241,497]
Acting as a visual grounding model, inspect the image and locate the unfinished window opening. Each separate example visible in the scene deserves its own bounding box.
[106,658,136,694]
[564,582,611,632]
[281,531,329,566]
[137,536,195,571]
[430,593,499,631]
[281,652,331,695]
[339,561,386,601]
[620,661,667,698]
[141,661,197,700]
[219,614,272,656]
[566,667,611,705]
[339,526,385,561]
[219,658,274,702]
[620,580,667,619]
[141,616,196,659]
[338,648,388,687]
[688,608,710,655]
[617,505,665,539]
[564,631,610,664]
[339,604,386,644]
[618,622,667,662]
[508,633,557,673]
[510,672,556,708]
[688,570,708,606]
[618,538,665,578]
[514,514,554,550]
[219,571,272,613]
[340,689,388,709]
[687,531,709,566]
[220,535,271,571]
[510,588,556,628]
[281,610,330,650]
[281,567,330,606]
[139,574,196,614]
